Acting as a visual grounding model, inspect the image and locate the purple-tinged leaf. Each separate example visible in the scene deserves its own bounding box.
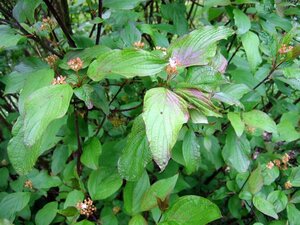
[143,88,188,170]
[168,26,234,67]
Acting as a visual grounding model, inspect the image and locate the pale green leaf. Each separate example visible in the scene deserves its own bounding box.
[23,84,73,146]
[81,137,102,170]
[233,9,251,34]
[103,0,146,9]
[88,167,123,200]
[124,172,150,215]
[118,116,152,181]
[143,88,188,170]
[87,49,167,81]
[141,174,178,211]
[129,214,148,225]
[287,204,300,225]
[242,110,277,134]
[289,167,300,187]
[241,31,262,71]
[162,195,222,225]
[13,0,41,23]
[222,128,250,173]
[267,191,288,213]
[0,25,23,50]
[64,190,84,209]
[253,195,278,219]
[182,129,201,174]
[18,68,54,114]
[244,166,263,194]
[0,192,31,220]
[35,202,58,225]
[228,112,245,137]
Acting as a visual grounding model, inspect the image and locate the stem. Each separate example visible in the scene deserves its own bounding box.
[253,61,283,90]
[74,105,83,176]
[109,81,127,106]
[187,0,196,20]
[95,115,106,136]
[95,0,103,45]
[43,0,76,48]
[227,43,241,65]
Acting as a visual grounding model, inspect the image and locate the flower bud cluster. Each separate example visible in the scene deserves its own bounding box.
[278,44,293,54]
[68,57,84,72]
[76,198,96,217]
[52,75,67,85]
[45,54,59,68]
[133,41,145,49]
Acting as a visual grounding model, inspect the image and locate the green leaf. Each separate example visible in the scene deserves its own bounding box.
[143,88,188,170]
[35,202,58,225]
[8,121,42,175]
[13,0,41,23]
[161,195,221,225]
[64,190,84,209]
[58,207,79,217]
[23,84,73,147]
[88,167,123,200]
[161,2,188,35]
[241,31,262,71]
[103,0,146,9]
[261,164,279,185]
[168,26,233,67]
[175,88,221,117]
[120,23,141,47]
[289,167,300,187]
[287,203,300,225]
[228,112,245,137]
[29,170,61,189]
[124,172,150,215]
[129,214,148,225]
[244,166,263,195]
[277,112,300,142]
[1,71,29,95]
[0,192,31,220]
[18,68,54,114]
[87,49,167,81]
[0,219,14,225]
[185,66,227,92]
[253,195,278,219]
[0,25,23,50]
[140,174,178,211]
[204,0,231,7]
[60,45,110,70]
[267,191,288,213]
[74,220,95,225]
[118,116,152,181]
[80,137,102,170]
[233,9,251,34]
[100,206,118,225]
[291,191,300,204]
[182,129,201,174]
[242,110,277,134]
[74,84,94,109]
[222,128,251,173]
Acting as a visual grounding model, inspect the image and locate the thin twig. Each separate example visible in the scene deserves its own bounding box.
[43,0,76,48]
[227,43,241,65]
[95,115,106,136]
[253,61,283,90]
[109,81,127,106]
[95,0,103,45]
[74,105,83,176]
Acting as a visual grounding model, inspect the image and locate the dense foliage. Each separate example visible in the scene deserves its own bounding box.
[0,0,300,224]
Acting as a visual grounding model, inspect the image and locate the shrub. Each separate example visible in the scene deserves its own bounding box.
[0,0,299,224]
